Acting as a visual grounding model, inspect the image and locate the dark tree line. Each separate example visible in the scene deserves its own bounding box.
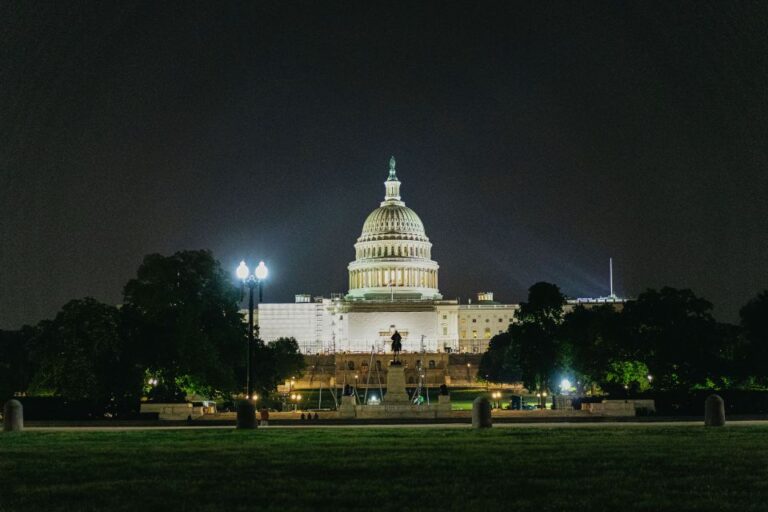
[480,283,768,395]
[0,250,304,416]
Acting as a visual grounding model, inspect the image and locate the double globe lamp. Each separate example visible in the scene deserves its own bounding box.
[235,260,268,429]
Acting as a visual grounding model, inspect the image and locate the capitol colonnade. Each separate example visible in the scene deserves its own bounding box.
[348,268,438,290]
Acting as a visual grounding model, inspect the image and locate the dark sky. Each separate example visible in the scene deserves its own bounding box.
[2,1,767,328]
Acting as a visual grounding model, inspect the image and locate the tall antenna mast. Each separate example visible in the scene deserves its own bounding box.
[609,257,614,298]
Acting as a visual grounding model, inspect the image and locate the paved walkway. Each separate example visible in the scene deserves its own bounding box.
[23,420,768,431]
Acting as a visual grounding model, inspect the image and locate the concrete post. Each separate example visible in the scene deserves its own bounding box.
[704,394,725,427]
[472,396,492,429]
[3,400,23,432]
[236,399,257,429]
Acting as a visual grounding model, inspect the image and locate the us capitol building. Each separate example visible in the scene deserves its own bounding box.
[256,157,518,355]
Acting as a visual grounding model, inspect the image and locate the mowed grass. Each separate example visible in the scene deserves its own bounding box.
[2,426,768,511]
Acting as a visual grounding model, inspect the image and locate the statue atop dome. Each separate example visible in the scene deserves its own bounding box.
[388,155,397,180]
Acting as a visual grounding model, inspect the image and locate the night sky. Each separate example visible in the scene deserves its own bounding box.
[2,1,767,328]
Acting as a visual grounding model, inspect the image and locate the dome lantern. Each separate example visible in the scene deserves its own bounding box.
[383,155,402,204]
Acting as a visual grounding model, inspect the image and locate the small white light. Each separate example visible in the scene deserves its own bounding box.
[236,261,249,280]
[255,261,268,280]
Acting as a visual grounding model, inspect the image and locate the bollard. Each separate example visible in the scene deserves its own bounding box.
[3,400,23,432]
[704,394,725,427]
[236,399,257,429]
[472,396,492,429]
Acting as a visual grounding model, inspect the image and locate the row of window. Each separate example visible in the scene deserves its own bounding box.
[357,244,429,259]
[465,318,508,323]
[459,328,505,339]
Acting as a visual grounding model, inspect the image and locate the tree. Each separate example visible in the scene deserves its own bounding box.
[252,337,306,399]
[622,287,728,390]
[478,332,520,383]
[122,250,246,400]
[27,298,143,415]
[739,291,768,384]
[507,282,566,395]
[0,325,38,402]
[561,305,621,393]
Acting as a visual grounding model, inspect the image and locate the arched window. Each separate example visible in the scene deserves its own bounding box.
[408,376,415,384]
[376,360,382,371]
[347,361,355,370]
[415,359,422,368]
[429,360,436,369]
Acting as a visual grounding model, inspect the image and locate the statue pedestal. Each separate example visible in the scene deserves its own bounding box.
[384,364,410,404]
[338,394,357,419]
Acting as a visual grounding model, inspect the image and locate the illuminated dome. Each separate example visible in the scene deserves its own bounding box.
[347,157,441,300]
[359,205,427,242]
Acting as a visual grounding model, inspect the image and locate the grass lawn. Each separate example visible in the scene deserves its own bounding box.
[2,426,768,511]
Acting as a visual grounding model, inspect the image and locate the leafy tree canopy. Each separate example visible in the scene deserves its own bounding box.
[508,282,566,392]
[122,250,246,400]
[739,291,768,384]
[622,287,726,389]
[28,298,142,415]
[0,325,38,402]
[479,332,520,383]
[252,337,306,400]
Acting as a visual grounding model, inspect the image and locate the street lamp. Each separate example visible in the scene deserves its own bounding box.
[236,260,268,401]
[290,393,302,411]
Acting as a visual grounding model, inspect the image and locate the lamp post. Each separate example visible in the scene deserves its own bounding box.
[235,260,268,430]
[237,260,268,400]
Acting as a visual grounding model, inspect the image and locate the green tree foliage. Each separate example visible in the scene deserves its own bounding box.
[499,285,740,394]
[621,287,729,390]
[28,298,143,415]
[122,250,246,400]
[561,305,629,393]
[0,325,38,401]
[252,337,306,399]
[478,332,520,383]
[740,291,768,384]
[604,360,651,393]
[507,282,566,393]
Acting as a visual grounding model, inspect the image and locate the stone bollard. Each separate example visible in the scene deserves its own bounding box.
[3,399,23,432]
[704,394,725,427]
[236,399,257,429]
[472,396,492,429]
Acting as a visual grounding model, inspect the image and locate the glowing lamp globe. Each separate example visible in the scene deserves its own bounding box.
[255,261,268,280]
[236,261,249,280]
